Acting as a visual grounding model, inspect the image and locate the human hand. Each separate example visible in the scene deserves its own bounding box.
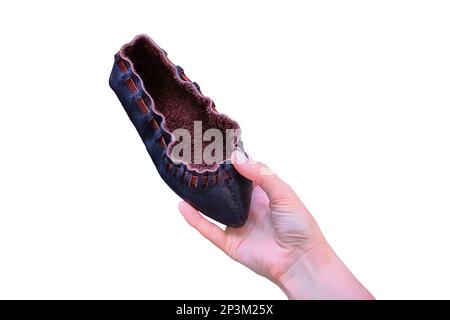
[179,150,374,300]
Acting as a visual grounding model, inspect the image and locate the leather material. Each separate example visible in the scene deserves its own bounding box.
[109,35,252,227]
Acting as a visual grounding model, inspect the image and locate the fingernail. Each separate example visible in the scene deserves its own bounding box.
[234,149,248,165]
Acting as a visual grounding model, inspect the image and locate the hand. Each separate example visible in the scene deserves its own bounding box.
[179,150,374,300]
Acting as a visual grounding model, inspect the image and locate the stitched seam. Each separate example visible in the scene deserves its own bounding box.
[119,59,168,149]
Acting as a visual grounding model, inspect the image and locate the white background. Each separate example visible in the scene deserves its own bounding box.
[0,1,449,299]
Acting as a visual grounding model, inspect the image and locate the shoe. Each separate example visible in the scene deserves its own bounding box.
[109,34,252,227]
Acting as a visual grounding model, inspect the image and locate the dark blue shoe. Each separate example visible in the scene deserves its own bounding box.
[109,34,252,227]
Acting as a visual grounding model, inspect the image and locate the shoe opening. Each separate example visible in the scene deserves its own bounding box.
[121,35,240,172]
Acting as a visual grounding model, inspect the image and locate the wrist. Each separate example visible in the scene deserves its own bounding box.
[276,240,334,299]
[276,241,374,300]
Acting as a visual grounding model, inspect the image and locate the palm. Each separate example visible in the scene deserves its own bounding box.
[222,186,313,281]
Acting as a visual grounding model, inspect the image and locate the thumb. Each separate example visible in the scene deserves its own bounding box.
[231,150,296,202]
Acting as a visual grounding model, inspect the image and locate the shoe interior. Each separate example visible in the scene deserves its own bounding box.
[122,36,240,172]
